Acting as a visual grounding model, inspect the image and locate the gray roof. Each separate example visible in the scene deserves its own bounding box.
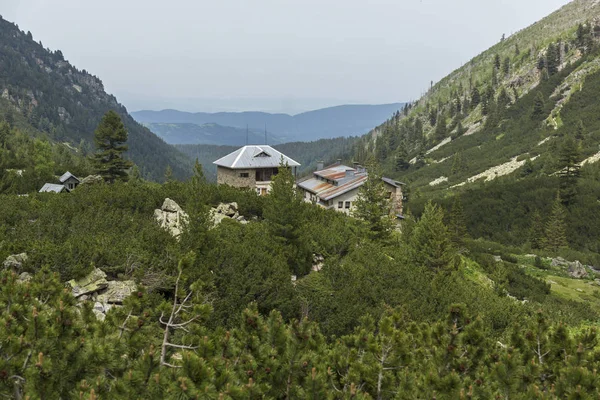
[213,145,300,169]
[59,171,79,183]
[39,183,67,193]
[382,177,405,188]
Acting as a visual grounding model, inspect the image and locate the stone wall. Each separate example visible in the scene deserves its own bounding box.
[384,183,403,216]
[217,166,256,189]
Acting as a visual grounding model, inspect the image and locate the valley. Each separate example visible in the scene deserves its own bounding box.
[3,0,600,398]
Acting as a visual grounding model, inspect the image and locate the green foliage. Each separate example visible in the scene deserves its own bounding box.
[545,194,568,251]
[93,111,134,183]
[409,202,456,271]
[351,164,395,241]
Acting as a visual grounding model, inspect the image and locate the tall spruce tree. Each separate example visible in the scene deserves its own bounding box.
[409,201,455,271]
[529,210,545,250]
[93,110,133,183]
[352,164,395,241]
[557,132,581,206]
[544,194,568,251]
[532,92,546,119]
[447,196,468,249]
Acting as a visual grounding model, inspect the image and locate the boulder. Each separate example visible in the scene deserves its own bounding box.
[215,202,238,217]
[68,268,108,298]
[96,280,137,304]
[92,309,106,322]
[3,253,28,270]
[493,255,503,263]
[568,261,589,279]
[18,272,32,283]
[210,210,230,226]
[551,257,589,279]
[154,198,189,238]
[80,175,103,185]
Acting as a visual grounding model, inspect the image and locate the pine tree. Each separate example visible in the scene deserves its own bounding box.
[544,194,568,251]
[352,164,395,241]
[529,210,545,249]
[494,54,501,70]
[164,165,174,183]
[520,158,535,177]
[502,57,510,76]
[470,87,481,108]
[532,92,546,119]
[409,201,455,271]
[557,133,581,206]
[447,196,468,249]
[434,117,447,141]
[93,110,133,183]
[575,120,586,142]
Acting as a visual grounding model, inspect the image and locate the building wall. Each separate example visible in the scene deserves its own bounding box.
[384,183,403,216]
[217,166,256,189]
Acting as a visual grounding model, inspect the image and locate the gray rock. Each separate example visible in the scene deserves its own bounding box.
[568,261,589,279]
[162,198,183,213]
[92,309,106,322]
[215,202,239,217]
[493,255,503,263]
[96,280,137,304]
[551,257,569,268]
[80,175,103,185]
[68,268,108,297]
[18,272,32,283]
[154,198,189,238]
[3,253,28,270]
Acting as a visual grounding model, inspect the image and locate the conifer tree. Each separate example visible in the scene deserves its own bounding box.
[447,196,468,249]
[575,120,586,142]
[410,201,455,271]
[502,56,510,76]
[544,194,568,251]
[557,132,581,206]
[434,117,447,141]
[93,110,133,183]
[532,92,546,119]
[529,210,545,249]
[470,87,481,108]
[264,158,311,274]
[352,163,395,241]
[494,54,501,70]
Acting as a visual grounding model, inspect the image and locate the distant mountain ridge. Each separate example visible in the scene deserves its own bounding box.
[141,122,284,146]
[132,103,404,144]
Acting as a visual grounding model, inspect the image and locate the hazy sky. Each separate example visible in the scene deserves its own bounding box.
[3,0,570,113]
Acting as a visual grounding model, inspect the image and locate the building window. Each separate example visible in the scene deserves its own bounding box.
[345,201,351,209]
[239,172,249,178]
[338,201,343,209]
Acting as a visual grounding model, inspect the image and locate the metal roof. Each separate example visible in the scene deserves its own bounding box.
[298,173,368,201]
[298,164,403,201]
[39,183,67,193]
[59,171,79,183]
[382,177,405,188]
[213,145,300,169]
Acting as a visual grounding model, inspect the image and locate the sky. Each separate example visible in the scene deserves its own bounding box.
[3,0,571,114]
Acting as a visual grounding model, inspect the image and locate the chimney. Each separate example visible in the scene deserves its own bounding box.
[352,161,359,169]
[345,169,354,178]
[316,161,324,171]
[337,158,342,165]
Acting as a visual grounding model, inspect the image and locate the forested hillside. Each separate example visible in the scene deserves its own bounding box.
[0,16,191,180]
[355,0,600,261]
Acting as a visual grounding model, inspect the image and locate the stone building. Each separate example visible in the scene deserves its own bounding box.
[297,162,404,217]
[213,145,300,195]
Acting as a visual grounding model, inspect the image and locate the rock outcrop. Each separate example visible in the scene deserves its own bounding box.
[68,268,137,320]
[210,202,248,227]
[68,268,109,297]
[551,257,590,279]
[154,198,189,238]
[80,175,103,185]
[2,253,28,270]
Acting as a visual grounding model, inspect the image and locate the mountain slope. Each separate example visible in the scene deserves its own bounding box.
[132,103,405,142]
[142,122,284,146]
[0,17,191,180]
[354,0,600,257]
